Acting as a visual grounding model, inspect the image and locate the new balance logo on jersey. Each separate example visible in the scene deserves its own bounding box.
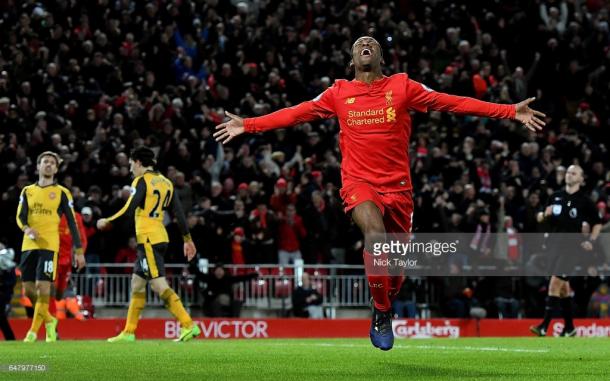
[345,97,356,104]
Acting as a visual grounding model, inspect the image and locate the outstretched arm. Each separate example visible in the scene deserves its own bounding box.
[97,177,145,230]
[407,79,546,131]
[214,87,337,144]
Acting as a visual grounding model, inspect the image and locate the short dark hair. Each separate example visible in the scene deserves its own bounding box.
[130,147,156,167]
[37,151,61,166]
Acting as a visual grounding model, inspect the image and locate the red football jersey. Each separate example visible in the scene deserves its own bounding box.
[58,212,88,266]
[244,73,515,193]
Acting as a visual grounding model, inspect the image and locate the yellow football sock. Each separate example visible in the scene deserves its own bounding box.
[30,295,50,333]
[160,289,192,329]
[123,292,146,334]
[44,298,55,323]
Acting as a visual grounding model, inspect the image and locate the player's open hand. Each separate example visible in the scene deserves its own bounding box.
[75,254,87,271]
[24,227,38,240]
[214,111,245,144]
[515,97,546,132]
[184,241,196,261]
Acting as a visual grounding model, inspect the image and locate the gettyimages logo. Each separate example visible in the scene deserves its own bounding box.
[393,320,460,338]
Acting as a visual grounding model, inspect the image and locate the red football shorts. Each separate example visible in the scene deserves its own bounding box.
[340,182,413,233]
[55,263,72,294]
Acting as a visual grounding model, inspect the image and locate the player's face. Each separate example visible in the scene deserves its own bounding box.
[565,165,583,186]
[351,36,382,72]
[129,158,140,175]
[37,156,58,178]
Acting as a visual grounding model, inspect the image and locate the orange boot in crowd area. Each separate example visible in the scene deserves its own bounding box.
[54,297,84,320]
[66,297,85,321]
[55,299,67,320]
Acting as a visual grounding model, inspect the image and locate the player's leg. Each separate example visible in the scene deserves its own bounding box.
[531,275,564,336]
[150,276,199,341]
[20,250,38,303]
[109,243,149,342]
[20,251,39,341]
[24,251,58,342]
[148,242,199,341]
[23,282,37,304]
[22,281,39,342]
[126,274,147,332]
[108,274,145,342]
[54,264,70,320]
[352,201,390,311]
[381,191,414,302]
[559,279,576,336]
[351,200,394,350]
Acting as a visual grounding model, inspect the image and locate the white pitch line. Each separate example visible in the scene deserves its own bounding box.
[265,342,550,353]
[395,344,549,353]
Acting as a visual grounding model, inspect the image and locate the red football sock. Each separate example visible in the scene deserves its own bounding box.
[49,298,57,315]
[363,250,391,312]
[388,275,405,301]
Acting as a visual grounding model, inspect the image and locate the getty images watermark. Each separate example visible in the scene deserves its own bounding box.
[372,240,459,269]
[366,233,610,277]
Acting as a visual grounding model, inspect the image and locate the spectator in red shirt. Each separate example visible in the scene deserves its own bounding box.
[270,178,297,216]
[278,204,306,265]
[231,227,247,266]
[115,237,137,274]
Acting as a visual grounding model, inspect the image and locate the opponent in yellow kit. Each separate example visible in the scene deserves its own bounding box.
[16,151,86,342]
[97,147,199,342]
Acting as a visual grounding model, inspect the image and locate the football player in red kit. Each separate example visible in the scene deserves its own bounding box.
[214,36,546,350]
[55,211,88,320]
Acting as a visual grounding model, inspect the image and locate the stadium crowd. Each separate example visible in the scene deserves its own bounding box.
[1,0,610,318]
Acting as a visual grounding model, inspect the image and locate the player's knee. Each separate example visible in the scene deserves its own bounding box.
[130,274,147,293]
[35,281,51,296]
[149,277,169,295]
[151,283,169,295]
[131,281,146,294]
[24,283,36,299]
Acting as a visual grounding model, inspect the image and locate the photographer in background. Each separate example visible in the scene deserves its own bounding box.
[292,273,323,318]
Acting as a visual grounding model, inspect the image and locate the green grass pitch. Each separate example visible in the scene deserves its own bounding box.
[1,338,609,380]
